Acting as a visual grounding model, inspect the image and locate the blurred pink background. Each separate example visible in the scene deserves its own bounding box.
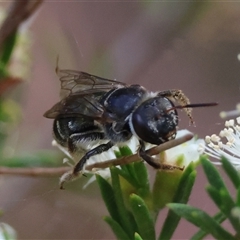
[1,2,240,239]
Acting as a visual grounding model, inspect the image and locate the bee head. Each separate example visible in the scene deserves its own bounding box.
[129,97,178,145]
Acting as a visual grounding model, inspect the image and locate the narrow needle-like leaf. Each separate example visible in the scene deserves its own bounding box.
[221,156,240,189]
[129,194,156,240]
[159,167,196,240]
[236,187,240,207]
[104,216,130,240]
[96,174,121,223]
[110,167,136,237]
[191,212,226,240]
[201,156,240,234]
[134,232,143,240]
[206,186,240,233]
[168,203,235,240]
[200,156,226,190]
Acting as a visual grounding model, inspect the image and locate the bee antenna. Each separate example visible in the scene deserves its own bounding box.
[167,102,218,112]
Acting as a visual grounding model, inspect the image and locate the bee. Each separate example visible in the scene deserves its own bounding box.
[44,69,217,188]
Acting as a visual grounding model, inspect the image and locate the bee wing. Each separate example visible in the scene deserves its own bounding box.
[44,92,105,119]
[57,69,127,99]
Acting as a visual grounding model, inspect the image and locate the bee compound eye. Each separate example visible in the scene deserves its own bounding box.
[131,107,160,145]
[131,98,178,145]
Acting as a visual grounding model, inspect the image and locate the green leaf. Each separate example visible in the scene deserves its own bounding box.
[0,31,18,79]
[205,186,222,206]
[114,150,122,159]
[133,162,151,200]
[96,174,121,224]
[231,207,240,240]
[152,168,184,211]
[206,185,240,234]
[134,232,143,240]
[236,187,240,207]
[119,146,133,156]
[121,146,141,187]
[191,211,226,240]
[0,31,17,68]
[159,167,196,240]
[129,194,156,240]
[133,162,150,191]
[173,164,196,203]
[110,167,136,237]
[168,203,235,240]
[121,164,138,185]
[201,156,240,234]
[200,155,226,190]
[104,216,130,240]
[115,166,139,191]
[115,146,140,189]
[121,163,134,176]
[221,156,240,189]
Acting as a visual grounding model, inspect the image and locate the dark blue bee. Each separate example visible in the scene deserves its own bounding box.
[44,69,216,188]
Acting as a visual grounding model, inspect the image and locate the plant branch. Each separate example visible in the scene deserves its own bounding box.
[0,0,43,50]
[0,166,69,177]
[87,132,193,170]
[0,132,193,177]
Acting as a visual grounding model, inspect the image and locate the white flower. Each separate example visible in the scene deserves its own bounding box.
[201,117,240,170]
[164,129,204,166]
[0,223,17,240]
[220,103,240,119]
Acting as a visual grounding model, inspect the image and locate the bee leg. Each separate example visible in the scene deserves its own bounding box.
[60,140,114,189]
[73,141,114,175]
[138,140,162,168]
[138,140,184,170]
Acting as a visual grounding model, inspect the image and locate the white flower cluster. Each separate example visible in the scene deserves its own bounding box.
[201,117,240,170]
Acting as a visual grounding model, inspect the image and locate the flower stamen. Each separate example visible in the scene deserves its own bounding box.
[202,118,240,170]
